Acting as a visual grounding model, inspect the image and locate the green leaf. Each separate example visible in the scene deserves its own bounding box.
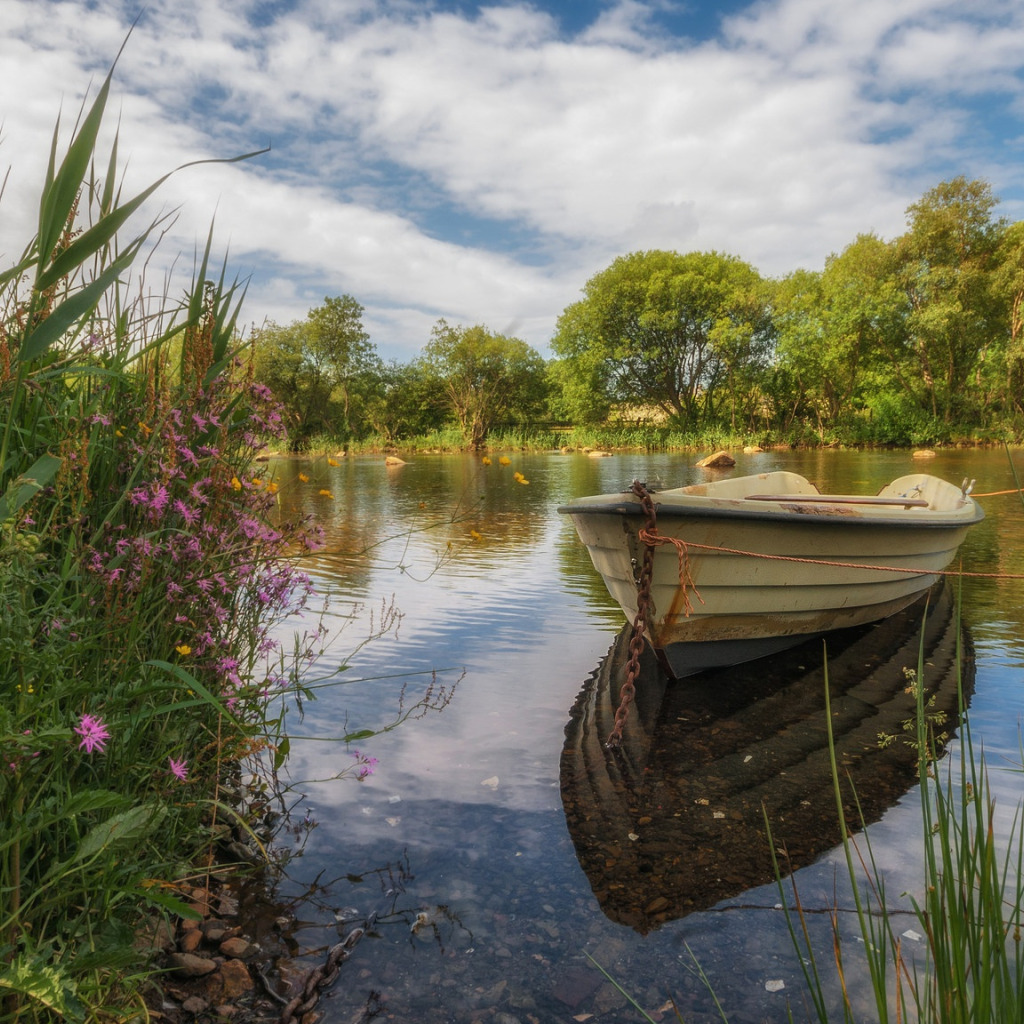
[0,955,85,1022]
[134,886,203,921]
[19,243,142,363]
[144,659,238,719]
[68,804,162,867]
[0,453,63,522]
[273,735,291,771]
[37,68,114,263]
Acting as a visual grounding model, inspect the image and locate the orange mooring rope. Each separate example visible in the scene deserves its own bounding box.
[971,488,1024,497]
[637,528,1024,583]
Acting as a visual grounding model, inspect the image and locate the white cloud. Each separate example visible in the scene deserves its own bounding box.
[1,0,1023,359]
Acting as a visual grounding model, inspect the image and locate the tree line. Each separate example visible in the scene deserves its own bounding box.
[252,176,1024,450]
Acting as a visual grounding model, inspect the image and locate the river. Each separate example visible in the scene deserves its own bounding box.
[257,447,1024,1023]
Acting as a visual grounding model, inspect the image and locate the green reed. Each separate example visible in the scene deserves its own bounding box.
[599,595,1024,1023]
[771,599,1024,1023]
[0,59,329,1022]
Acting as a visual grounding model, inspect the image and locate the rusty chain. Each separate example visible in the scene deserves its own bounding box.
[606,480,657,749]
[278,912,376,1024]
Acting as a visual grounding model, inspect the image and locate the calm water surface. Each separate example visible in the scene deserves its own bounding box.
[261,449,1024,1023]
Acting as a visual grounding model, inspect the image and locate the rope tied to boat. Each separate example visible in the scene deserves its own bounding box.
[647,539,1024,581]
[607,481,657,748]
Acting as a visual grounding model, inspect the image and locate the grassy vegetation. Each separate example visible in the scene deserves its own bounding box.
[601,598,1024,1023]
[771,615,1024,1022]
[0,63,343,1021]
[288,420,1015,457]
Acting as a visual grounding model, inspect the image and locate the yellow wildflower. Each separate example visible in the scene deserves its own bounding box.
[327,457,340,467]
[175,644,192,656]
[319,489,334,498]
[498,456,511,466]
[251,477,262,487]
[230,477,242,491]
[138,421,152,437]
[298,473,310,483]
[481,456,492,466]
[266,481,279,494]
[514,472,530,485]
[470,529,482,541]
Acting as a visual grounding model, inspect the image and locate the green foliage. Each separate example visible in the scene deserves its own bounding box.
[891,177,1006,424]
[551,249,774,429]
[252,294,383,446]
[420,320,548,448]
[0,60,328,1023]
[363,359,448,442]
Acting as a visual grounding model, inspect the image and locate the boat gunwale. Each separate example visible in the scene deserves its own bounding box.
[556,497,985,529]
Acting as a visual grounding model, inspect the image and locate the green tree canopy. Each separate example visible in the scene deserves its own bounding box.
[891,177,1004,422]
[551,250,774,427]
[774,235,907,438]
[421,320,548,448]
[251,295,383,444]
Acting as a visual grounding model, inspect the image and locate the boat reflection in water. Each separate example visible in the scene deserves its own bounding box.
[560,583,973,934]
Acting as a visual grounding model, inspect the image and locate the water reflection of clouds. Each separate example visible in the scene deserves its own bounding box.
[252,451,1024,1023]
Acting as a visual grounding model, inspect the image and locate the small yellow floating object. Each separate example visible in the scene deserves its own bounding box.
[470,529,482,541]
[513,472,530,485]
[298,472,309,483]
[318,489,334,498]
[498,456,511,466]
[481,456,492,466]
[327,456,341,467]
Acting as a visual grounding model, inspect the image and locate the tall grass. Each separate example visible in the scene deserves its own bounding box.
[771,607,1024,1023]
[0,61,327,1021]
[598,601,1024,1023]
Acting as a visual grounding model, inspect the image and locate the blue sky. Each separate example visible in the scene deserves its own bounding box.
[1,0,1023,360]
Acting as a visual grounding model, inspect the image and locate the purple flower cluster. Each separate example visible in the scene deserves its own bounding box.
[351,749,379,781]
[79,376,322,703]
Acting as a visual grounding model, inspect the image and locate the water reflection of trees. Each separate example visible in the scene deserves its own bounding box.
[270,455,554,582]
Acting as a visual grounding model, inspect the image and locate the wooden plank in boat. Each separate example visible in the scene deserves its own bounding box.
[745,494,930,508]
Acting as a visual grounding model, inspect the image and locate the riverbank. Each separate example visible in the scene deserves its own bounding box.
[275,426,1016,459]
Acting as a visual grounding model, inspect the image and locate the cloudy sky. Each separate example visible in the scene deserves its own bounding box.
[1,0,1023,360]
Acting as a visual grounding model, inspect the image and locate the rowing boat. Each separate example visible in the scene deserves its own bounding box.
[558,470,983,678]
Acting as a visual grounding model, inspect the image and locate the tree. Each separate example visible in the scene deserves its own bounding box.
[991,220,1024,417]
[251,295,383,444]
[891,177,1004,423]
[306,295,382,437]
[363,360,447,442]
[551,250,773,428]
[774,235,908,438]
[421,321,548,448]
[545,355,611,425]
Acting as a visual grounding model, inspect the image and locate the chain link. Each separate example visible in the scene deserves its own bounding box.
[607,480,657,748]
[278,913,376,1024]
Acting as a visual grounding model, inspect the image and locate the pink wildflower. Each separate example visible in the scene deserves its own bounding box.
[352,750,379,780]
[168,757,189,782]
[74,713,110,754]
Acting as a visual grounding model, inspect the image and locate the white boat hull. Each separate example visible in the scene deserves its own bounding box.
[560,471,983,678]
